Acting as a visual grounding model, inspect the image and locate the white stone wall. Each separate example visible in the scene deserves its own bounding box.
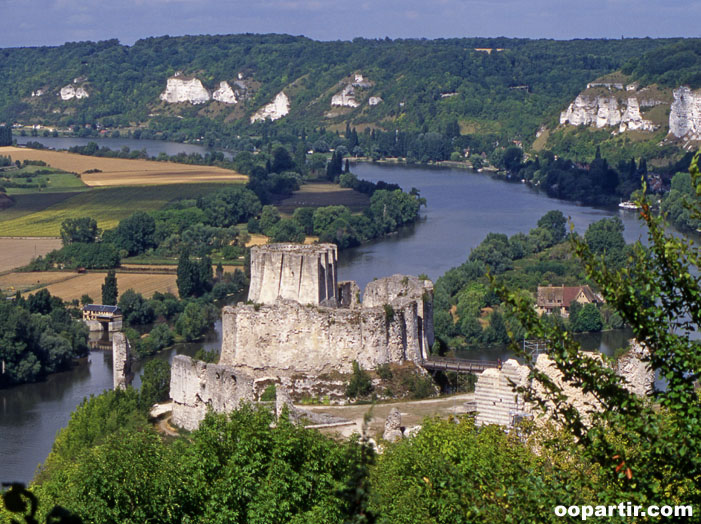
[247,243,338,305]
[170,355,255,431]
[112,332,132,390]
[474,359,529,426]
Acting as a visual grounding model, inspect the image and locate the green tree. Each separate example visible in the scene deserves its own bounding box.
[270,218,305,243]
[495,151,701,511]
[138,359,171,411]
[175,302,212,341]
[259,204,281,235]
[110,211,156,256]
[345,361,373,398]
[176,251,196,298]
[101,270,118,305]
[537,210,567,245]
[60,217,100,245]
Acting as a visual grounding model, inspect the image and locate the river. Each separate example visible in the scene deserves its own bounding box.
[0,144,673,484]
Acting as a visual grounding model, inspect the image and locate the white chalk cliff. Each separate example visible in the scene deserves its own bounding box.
[250,91,290,123]
[560,95,656,132]
[368,96,383,106]
[212,81,237,104]
[60,85,89,100]
[669,86,701,140]
[160,77,211,105]
[331,85,359,108]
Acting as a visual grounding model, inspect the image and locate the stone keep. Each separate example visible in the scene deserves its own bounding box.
[247,243,338,305]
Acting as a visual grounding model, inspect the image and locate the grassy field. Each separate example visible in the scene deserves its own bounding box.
[5,171,88,195]
[0,238,63,273]
[0,183,231,236]
[0,146,246,187]
[0,270,180,301]
[275,182,370,215]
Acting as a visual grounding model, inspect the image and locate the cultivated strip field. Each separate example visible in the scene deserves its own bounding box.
[0,146,247,186]
[275,182,370,214]
[0,192,81,222]
[0,238,62,273]
[0,183,229,236]
[1,271,180,301]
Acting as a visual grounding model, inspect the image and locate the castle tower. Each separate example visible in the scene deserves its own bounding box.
[247,243,338,305]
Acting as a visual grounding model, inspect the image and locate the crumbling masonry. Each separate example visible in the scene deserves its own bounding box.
[170,243,435,430]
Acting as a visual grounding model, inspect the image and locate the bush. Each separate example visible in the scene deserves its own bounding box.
[346,361,373,398]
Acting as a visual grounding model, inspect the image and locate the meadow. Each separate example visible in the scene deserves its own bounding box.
[275,182,370,215]
[0,183,234,236]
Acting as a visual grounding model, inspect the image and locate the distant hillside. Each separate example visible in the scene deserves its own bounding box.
[0,35,682,148]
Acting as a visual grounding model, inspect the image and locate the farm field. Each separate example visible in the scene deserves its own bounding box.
[0,238,63,273]
[0,183,230,236]
[1,270,180,301]
[0,192,82,222]
[120,263,241,273]
[275,182,370,214]
[0,146,246,186]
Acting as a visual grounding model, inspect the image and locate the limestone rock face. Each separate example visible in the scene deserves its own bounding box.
[170,355,255,431]
[560,95,655,132]
[250,91,290,122]
[112,332,132,390]
[669,86,701,139]
[383,407,403,442]
[60,85,89,100]
[160,76,211,105]
[368,96,383,106]
[616,339,654,397]
[331,85,359,108]
[212,81,237,104]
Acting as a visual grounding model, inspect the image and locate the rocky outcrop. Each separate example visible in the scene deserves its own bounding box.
[331,85,359,108]
[669,86,701,140]
[60,85,89,100]
[160,76,211,105]
[616,339,654,397]
[170,355,255,431]
[250,91,290,122]
[560,95,656,132]
[212,81,237,104]
[383,408,403,442]
[112,332,132,390]
[368,96,383,106]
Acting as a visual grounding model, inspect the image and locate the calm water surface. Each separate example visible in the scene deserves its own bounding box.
[0,155,678,484]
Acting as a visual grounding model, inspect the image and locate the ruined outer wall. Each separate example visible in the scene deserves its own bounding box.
[364,275,434,355]
[474,359,529,426]
[170,355,255,431]
[247,243,338,305]
[220,298,422,376]
[112,332,132,390]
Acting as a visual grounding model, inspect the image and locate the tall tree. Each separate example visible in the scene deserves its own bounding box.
[176,251,196,298]
[60,217,101,245]
[101,270,118,305]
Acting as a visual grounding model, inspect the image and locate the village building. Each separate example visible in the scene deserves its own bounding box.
[535,285,602,317]
[82,304,123,332]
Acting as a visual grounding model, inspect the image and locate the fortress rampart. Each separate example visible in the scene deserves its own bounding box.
[170,243,434,429]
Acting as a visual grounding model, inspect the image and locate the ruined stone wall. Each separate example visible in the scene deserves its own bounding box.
[220,297,422,377]
[364,275,434,355]
[247,243,338,305]
[474,360,529,426]
[170,355,255,431]
[112,332,132,390]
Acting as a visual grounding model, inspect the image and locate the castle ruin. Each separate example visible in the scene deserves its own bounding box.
[170,243,434,430]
